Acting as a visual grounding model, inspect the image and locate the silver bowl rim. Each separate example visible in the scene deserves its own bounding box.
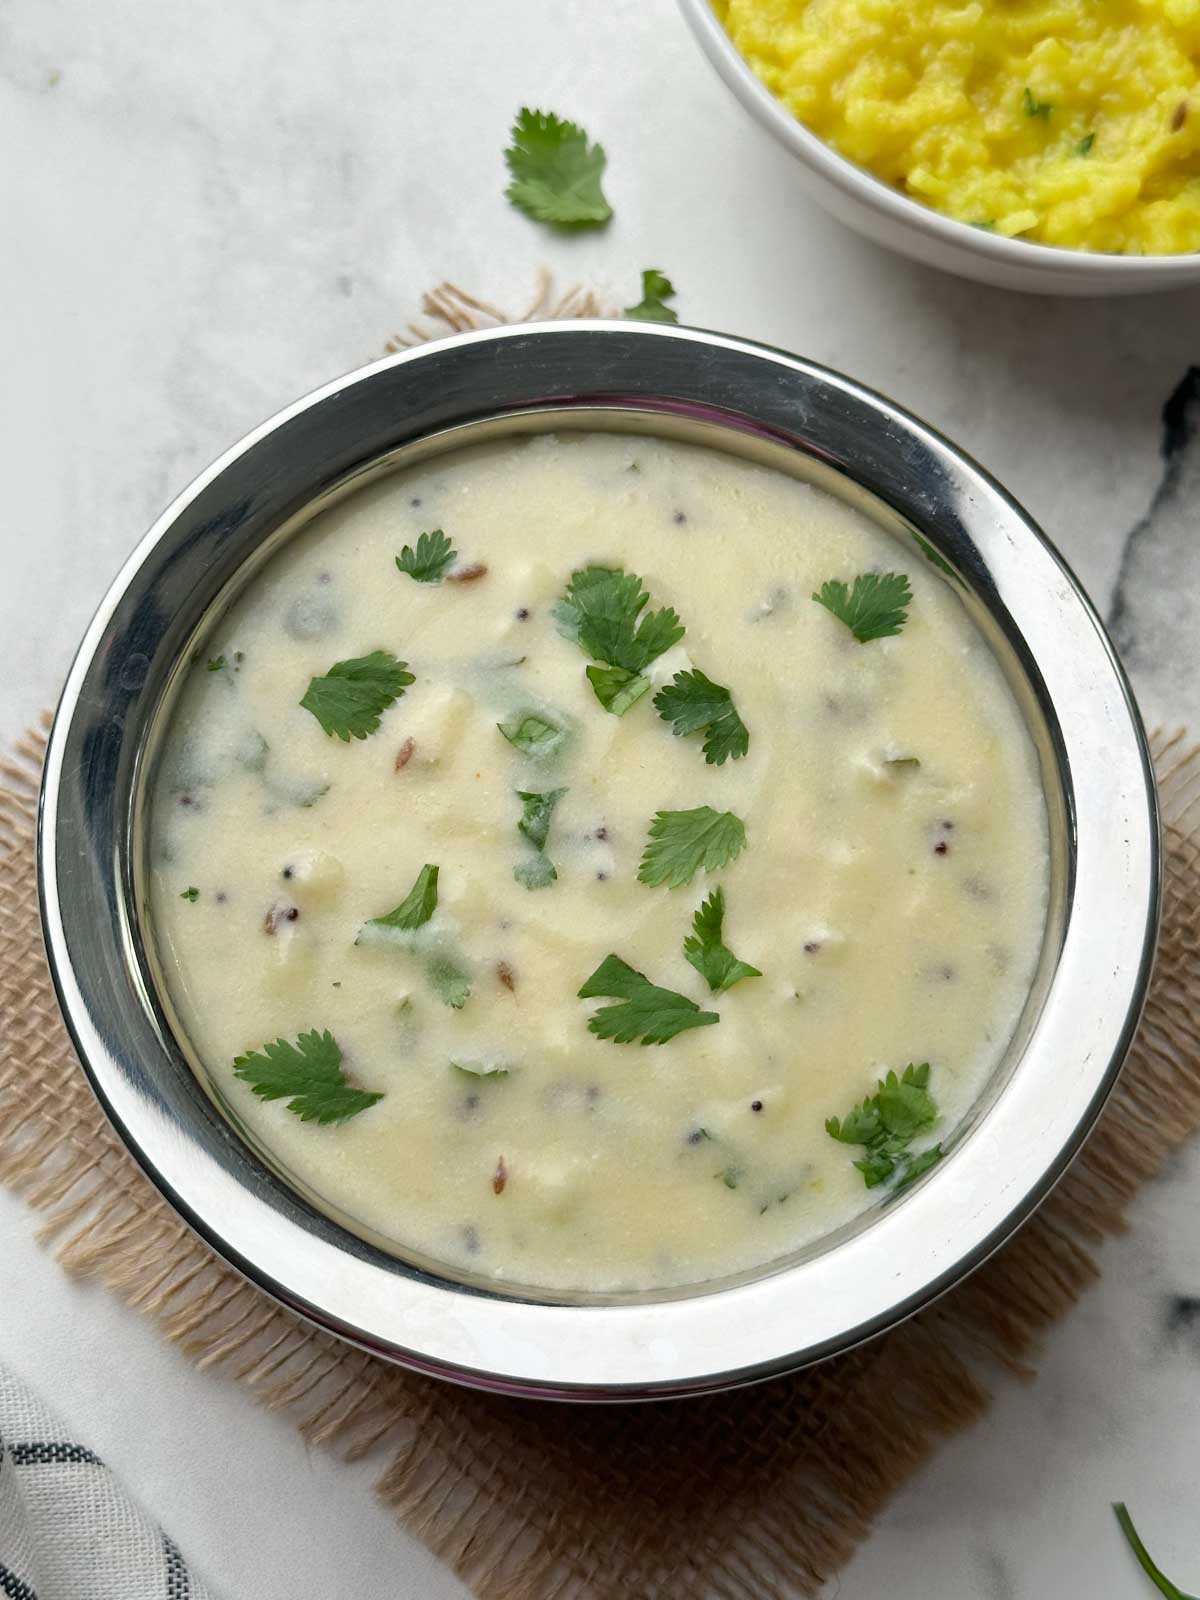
[677,0,1200,283]
[38,320,1160,1400]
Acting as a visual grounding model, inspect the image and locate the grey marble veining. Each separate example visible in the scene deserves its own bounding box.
[3,1,1200,1596]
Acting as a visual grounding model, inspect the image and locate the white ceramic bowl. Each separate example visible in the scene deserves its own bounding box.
[679,0,1200,296]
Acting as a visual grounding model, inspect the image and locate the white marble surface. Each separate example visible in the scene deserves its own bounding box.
[2,0,1199,1594]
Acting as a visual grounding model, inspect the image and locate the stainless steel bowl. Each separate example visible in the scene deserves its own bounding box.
[38,322,1159,1400]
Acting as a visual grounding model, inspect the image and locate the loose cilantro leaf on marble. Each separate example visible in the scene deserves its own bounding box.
[683,887,762,993]
[503,108,612,227]
[638,807,747,889]
[429,954,471,1009]
[812,572,912,643]
[653,668,749,765]
[624,268,678,324]
[586,663,652,716]
[300,650,414,740]
[1112,1503,1198,1599]
[232,1029,383,1124]
[497,710,571,760]
[396,529,456,583]
[578,954,719,1046]
[180,886,199,902]
[358,864,439,940]
[826,1063,942,1188]
[555,566,684,678]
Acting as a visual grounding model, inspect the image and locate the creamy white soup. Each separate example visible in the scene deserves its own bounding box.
[149,432,1049,1293]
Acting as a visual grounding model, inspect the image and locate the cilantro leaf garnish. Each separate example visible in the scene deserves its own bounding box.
[180,886,199,902]
[586,663,651,716]
[497,710,570,760]
[638,806,747,889]
[232,1029,383,1124]
[396,529,456,583]
[517,787,566,852]
[503,108,612,228]
[359,864,439,939]
[555,566,684,678]
[812,572,912,643]
[653,668,749,765]
[683,888,762,992]
[826,1063,942,1188]
[578,954,719,1045]
[451,1060,509,1079]
[429,954,471,1009]
[1112,1503,1197,1599]
[514,787,566,890]
[300,650,415,740]
[625,268,678,324]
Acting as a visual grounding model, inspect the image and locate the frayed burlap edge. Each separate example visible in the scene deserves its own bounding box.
[4,287,1200,1596]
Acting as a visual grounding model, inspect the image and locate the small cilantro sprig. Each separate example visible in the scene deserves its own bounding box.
[300,650,415,740]
[514,787,566,890]
[812,572,912,643]
[180,886,199,902]
[232,1029,383,1124]
[358,864,439,939]
[578,954,719,1045]
[625,268,678,324]
[826,1063,942,1188]
[504,108,612,228]
[1113,1503,1197,1599]
[683,888,762,992]
[639,806,747,889]
[556,566,684,679]
[497,709,571,760]
[653,668,749,765]
[396,529,456,583]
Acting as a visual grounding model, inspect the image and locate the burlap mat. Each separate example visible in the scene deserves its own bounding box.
[4,289,1200,1597]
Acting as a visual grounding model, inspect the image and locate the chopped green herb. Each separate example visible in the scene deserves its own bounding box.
[586,663,652,716]
[683,887,762,992]
[653,668,749,765]
[358,864,439,940]
[206,655,227,673]
[429,954,471,1009]
[812,572,912,643]
[885,756,921,773]
[497,710,570,760]
[180,886,199,902]
[232,1028,383,1124]
[234,730,270,773]
[451,1060,509,1079]
[396,529,456,583]
[503,108,612,227]
[1076,132,1096,156]
[1023,86,1052,119]
[516,787,566,852]
[717,1166,741,1190]
[578,953,719,1046]
[624,268,678,324]
[970,219,996,230]
[513,854,558,890]
[1112,1503,1197,1599]
[300,650,414,741]
[514,787,566,890]
[826,1062,942,1188]
[638,806,747,889]
[555,566,684,676]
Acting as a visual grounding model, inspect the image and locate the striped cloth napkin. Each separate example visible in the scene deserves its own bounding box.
[0,1361,216,1600]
